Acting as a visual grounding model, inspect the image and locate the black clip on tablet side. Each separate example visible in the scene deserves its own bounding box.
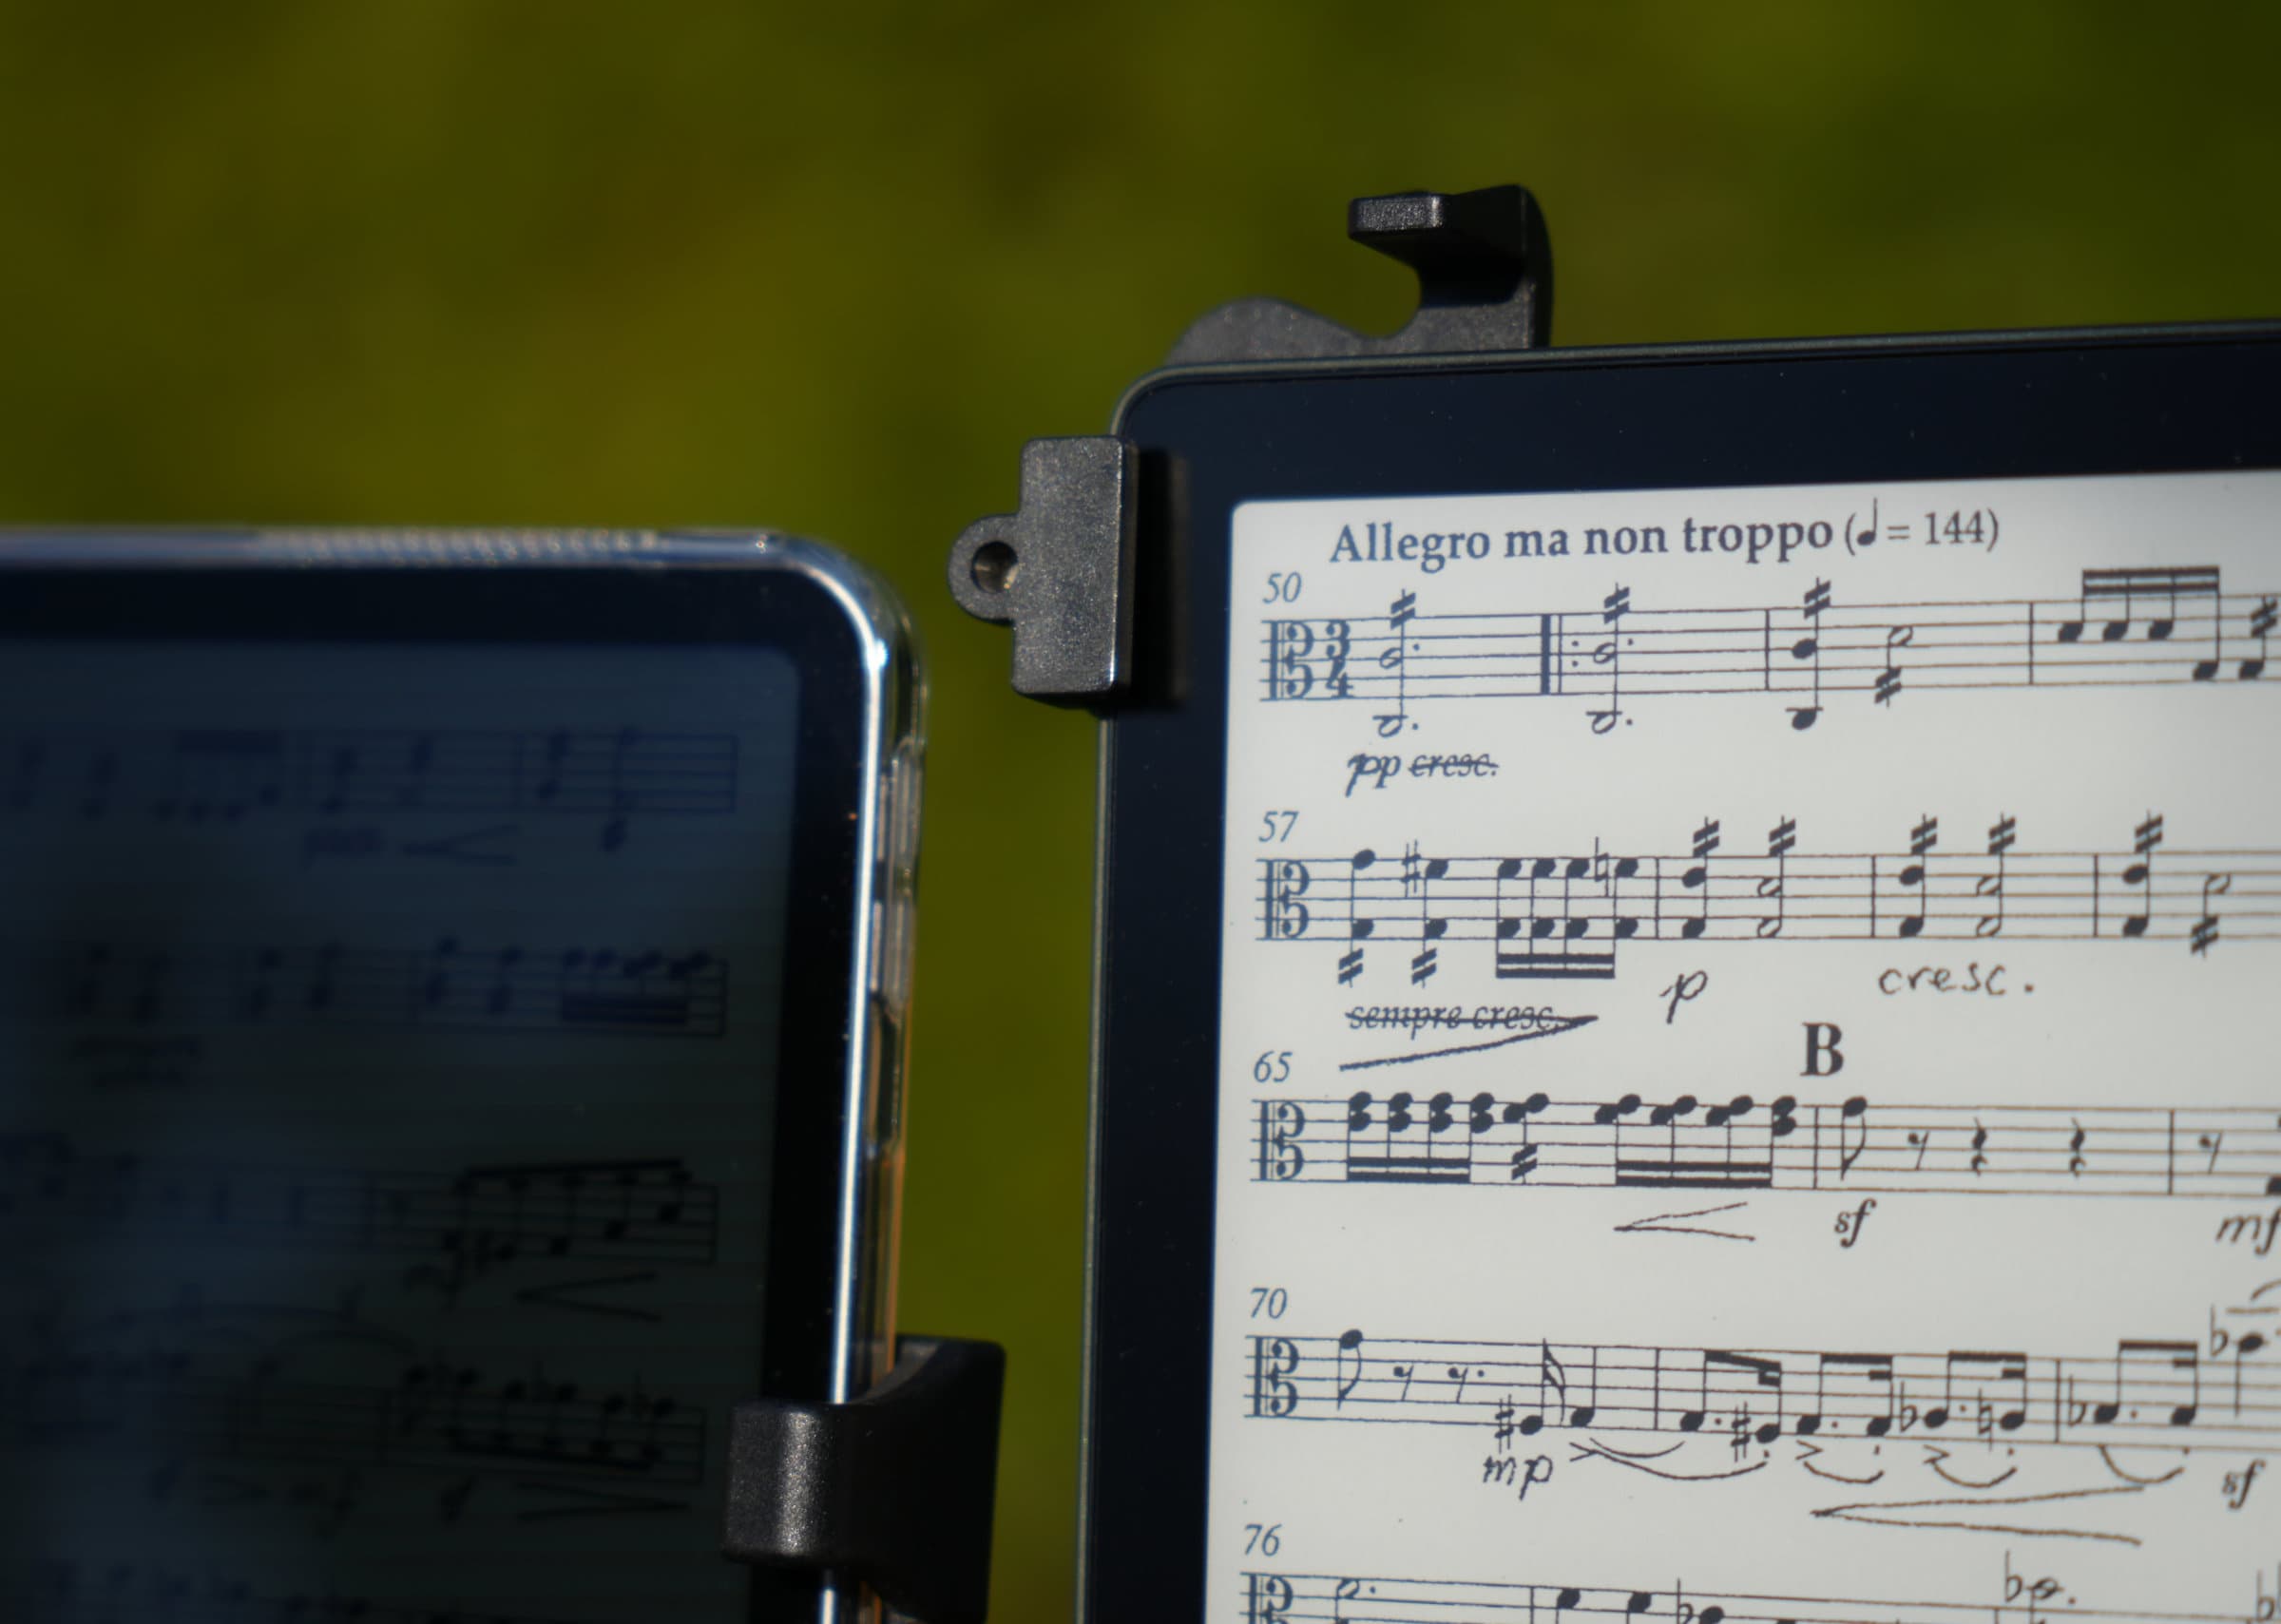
[721,1335,1006,1624]
[947,182,1552,708]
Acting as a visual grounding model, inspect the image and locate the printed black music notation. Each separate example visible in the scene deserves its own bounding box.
[1236,1572,2256,1624]
[4,1561,590,1624]
[10,937,730,1037]
[1262,567,2281,734]
[1245,1325,2273,1453]
[2,726,738,850]
[0,1136,719,1274]
[7,1332,706,1487]
[1260,813,2272,980]
[1253,1095,2281,1200]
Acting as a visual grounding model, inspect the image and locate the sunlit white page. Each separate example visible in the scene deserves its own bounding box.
[1210,474,2281,1624]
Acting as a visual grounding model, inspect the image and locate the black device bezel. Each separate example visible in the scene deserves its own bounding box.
[0,561,873,1618]
[1083,326,2281,1623]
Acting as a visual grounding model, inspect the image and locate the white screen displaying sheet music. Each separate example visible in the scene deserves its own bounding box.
[0,636,798,1622]
[1212,473,2281,1624]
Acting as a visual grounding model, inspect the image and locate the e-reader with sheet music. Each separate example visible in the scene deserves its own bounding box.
[962,208,2281,1624]
[0,533,921,1622]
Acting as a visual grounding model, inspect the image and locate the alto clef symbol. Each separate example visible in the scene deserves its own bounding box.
[1247,1576,1295,1624]
[1264,860,1313,938]
[1250,1336,1301,1418]
[1258,1100,1308,1181]
[1267,621,1316,698]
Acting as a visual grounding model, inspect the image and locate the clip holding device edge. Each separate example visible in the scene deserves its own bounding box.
[946,184,1550,707]
[947,435,1140,708]
[721,1334,1006,1624]
[1167,182,1553,367]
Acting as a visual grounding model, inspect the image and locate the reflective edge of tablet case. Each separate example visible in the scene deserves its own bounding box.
[0,527,921,1624]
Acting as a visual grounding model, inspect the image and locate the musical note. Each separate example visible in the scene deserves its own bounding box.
[1488,851,1623,980]
[1811,1351,1898,1439]
[1341,850,1376,984]
[1527,1340,1572,1433]
[2120,812,2164,938]
[1680,821,1719,943]
[1895,816,1938,939]
[1874,623,1912,706]
[1407,844,1449,984]
[1589,585,1631,735]
[2095,1340,2201,1428]
[1978,813,2016,937]
[1787,579,1830,730]
[1851,499,1879,549]
[1343,1086,1468,1185]
[1708,1349,1785,1451]
[1334,1328,1367,1408]
[1374,590,1419,737]
[1834,1096,1870,1180]
[2245,596,2277,679]
[2195,872,2231,955]
[532,729,571,802]
[1503,1092,1550,1183]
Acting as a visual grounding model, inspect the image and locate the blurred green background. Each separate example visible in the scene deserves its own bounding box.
[0,5,2274,1616]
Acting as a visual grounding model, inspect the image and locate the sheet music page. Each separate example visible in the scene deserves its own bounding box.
[1211,474,2281,1624]
[0,637,800,1621]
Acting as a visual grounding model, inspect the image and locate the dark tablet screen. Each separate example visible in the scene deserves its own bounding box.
[0,564,865,1622]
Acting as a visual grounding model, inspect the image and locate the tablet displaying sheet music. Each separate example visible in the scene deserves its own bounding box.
[1207,469,2280,1619]
[0,571,842,1621]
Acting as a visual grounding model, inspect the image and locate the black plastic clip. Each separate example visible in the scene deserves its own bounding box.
[722,1335,1006,1624]
[947,435,1140,706]
[1167,182,1553,365]
[949,185,1550,707]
